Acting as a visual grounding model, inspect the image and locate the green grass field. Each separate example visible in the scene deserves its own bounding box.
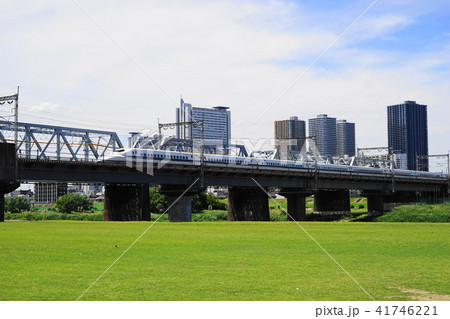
[0,221,448,301]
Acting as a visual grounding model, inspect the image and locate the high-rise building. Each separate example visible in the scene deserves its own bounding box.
[176,98,231,148]
[336,119,355,157]
[387,100,428,171]
[274,116,306,153]
[308,114,337,157]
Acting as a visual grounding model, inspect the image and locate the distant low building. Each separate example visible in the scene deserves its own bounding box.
[7,189,33,198]
[34,183,67,203]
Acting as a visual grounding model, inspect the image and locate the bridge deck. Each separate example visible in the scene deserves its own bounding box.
[16,158,449,192]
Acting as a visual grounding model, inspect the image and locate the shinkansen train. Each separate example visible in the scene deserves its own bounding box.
[102,148,448,181]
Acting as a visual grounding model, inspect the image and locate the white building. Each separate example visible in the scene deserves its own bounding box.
[176,98,231,148]
[394,153,408,170]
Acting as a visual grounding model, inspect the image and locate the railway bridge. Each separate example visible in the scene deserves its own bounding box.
[1,142,448,222]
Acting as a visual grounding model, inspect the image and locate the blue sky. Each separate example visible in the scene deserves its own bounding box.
[0,0,449,170]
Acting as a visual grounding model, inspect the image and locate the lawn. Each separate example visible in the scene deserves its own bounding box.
[0,221,448,301]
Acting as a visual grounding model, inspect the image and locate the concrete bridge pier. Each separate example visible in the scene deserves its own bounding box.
[0,182,21,222]
[104,183,150,221]
[139,184,151,221]
[382,191,418,212]
[313,190,351,216]
[364,192,386,217]
[419,188,448,204]
[364,191,423,216]
[0,190,3,222]
[0,143,19,222]
[160,184,202,222]
[279,189,310,221]
[227,186,270,221]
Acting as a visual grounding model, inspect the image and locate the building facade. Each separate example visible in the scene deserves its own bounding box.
[387,100,428,171]
[308,114,337,157]
[34,183,67,203]
[336,119,355,157]
[393,152,408,170]
[274,116,306,153]
[176,98,231,148]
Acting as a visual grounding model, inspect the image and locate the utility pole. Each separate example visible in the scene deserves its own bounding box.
[0,89,19,181]
[200,120,205,187]
[276,136,317,187]
[158,120,205,185]
[417,153,449,174]
[15,86,19,153]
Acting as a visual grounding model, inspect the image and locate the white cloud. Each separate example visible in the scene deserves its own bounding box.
[29,102,60,112]
[0,0,448,159]
[363,14,412,37]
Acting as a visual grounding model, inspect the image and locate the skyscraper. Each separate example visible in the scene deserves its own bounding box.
[387,100,428,171]
[176,98,231,147]
[336,119,355,157]
[308,114,337,157]
[274,116,306,153]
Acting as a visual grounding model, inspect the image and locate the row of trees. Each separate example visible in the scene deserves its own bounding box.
[5,189,227,214]
[4,196,30,214]
[4,193,93,214]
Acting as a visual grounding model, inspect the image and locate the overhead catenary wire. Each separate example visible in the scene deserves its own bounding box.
[9,102,159,135]
[18,100,155,128]
[18,107,153,131]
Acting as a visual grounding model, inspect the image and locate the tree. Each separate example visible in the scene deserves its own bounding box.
[149,187,167,213]
[56,193,93,214]
[192,192,227,213]
[192,192,208,213]
[206,193,227,210]
[5,196,30,214]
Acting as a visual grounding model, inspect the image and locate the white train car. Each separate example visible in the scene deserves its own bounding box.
[102,148,447,181]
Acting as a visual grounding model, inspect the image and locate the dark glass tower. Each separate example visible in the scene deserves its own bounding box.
[337,119,355,157]
[309,114,337,157]
[387,101,428,171]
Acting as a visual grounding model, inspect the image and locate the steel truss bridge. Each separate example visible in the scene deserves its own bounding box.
[129,133,248,157]
[0,121,123,161]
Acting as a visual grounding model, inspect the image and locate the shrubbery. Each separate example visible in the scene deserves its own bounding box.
[376,203,450,223]
[5,196,30,213]
[192,211,228,221]
[192,192,227,213]
[4,212,103,221]
[149,188,227,214]
[55,193,93,214]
